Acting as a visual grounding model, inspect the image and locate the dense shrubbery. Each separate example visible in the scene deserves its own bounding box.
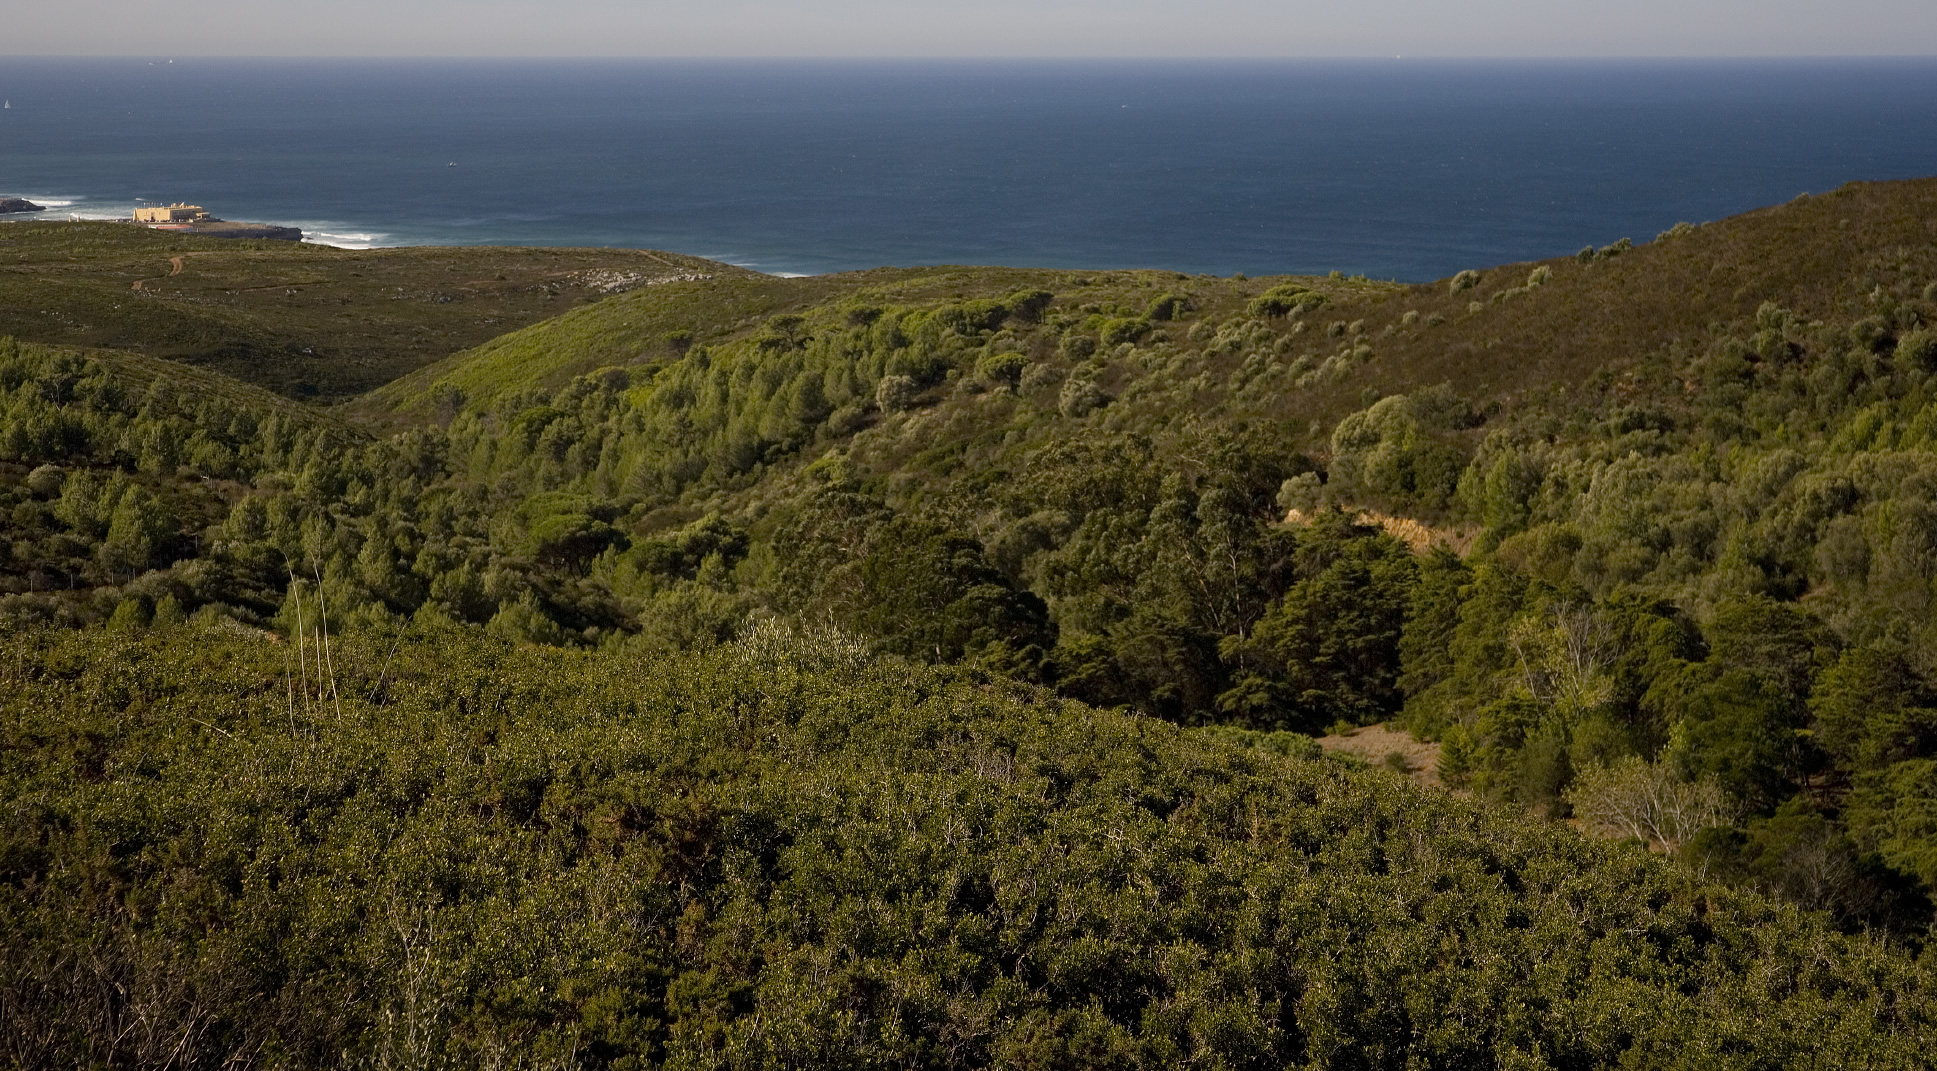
[4,624,1934,1069]
[12,180,1937,987]
[9,244,1937,940]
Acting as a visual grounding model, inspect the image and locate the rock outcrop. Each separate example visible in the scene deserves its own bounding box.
[0,197,46,214]
[178,221,304,241]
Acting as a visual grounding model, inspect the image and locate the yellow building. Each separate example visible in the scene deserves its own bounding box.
[133,203,210,223]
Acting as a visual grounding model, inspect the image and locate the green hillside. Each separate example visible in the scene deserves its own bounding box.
[353,264,1399,426]
[8,177,1937,1065]
[0,220,751,401]
[363,178,1937,451]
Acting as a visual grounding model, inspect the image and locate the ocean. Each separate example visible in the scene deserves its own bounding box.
[2,57,1936,280]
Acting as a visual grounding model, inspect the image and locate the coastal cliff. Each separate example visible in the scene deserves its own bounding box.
[174,220,304,241]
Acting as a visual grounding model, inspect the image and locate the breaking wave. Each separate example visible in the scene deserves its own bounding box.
[291,224,400,250]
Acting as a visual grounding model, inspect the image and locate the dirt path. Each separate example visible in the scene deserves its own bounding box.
[1284,507,1478,556]
[1317,722,1444,787]
[130,253,197,291]
[227,279,329,292]
[638,250,687,271]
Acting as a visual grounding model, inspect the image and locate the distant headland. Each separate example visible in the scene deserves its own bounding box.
[0,198,302,239]
[130,203,302,241]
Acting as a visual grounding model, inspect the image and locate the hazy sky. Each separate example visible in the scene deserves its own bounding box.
[11,0,1937,57]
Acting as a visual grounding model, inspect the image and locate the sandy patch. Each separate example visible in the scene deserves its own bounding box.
[1317,722,1443,787]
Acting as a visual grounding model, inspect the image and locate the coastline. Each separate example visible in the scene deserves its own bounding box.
[0,200,821,271]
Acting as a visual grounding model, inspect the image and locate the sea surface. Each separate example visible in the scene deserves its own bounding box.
[2,57,1936,280]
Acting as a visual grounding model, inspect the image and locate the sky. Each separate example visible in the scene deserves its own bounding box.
[8,0,1937,57]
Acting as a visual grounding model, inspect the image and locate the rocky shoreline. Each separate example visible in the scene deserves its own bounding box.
[165,220,303,241]
[0,197,46,214]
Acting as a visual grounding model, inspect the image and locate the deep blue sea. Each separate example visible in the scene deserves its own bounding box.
[2,58,1936,279]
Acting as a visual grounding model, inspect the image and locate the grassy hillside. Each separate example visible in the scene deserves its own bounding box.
[1306,179,1937,410]
[354,265,1400,427]
[0,221,752,401]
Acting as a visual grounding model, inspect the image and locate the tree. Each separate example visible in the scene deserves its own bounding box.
[1566,756,1734,851]
[1219,513,1416,732]
[1844,758,1937,891]
[1662,668,1803,811]
[103,488,177,575]
[977,351,1029,392]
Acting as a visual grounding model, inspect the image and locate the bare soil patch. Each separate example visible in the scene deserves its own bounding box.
[1317,722,1443,787]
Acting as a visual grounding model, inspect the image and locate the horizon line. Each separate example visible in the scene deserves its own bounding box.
[6,53,1937,61]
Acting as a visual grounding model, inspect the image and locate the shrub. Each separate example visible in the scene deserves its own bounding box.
[1895,329,1937,372]
[1526,266,1552,288]
[931,299,1010,335]
[1058,377,1106,418]
[1656,221,1697,241]
[875,375,919,413]
[1098,317,1150,347]
[107,596,150,630]
[1146,293,1193,321]
[1247,284,1324,319]
[25,463,63,495]
[429,383,466,423]
[1449,270,1482,294]
[1005,289,1054,323]
[152,593,187,627]
[1850,317,1892,354]
[977,351,1030,391]
[1018,363,1060,393]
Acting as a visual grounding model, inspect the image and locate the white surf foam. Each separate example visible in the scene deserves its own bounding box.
[283,222,401,249]
[22,195,145,221]
[693,251,817,277]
